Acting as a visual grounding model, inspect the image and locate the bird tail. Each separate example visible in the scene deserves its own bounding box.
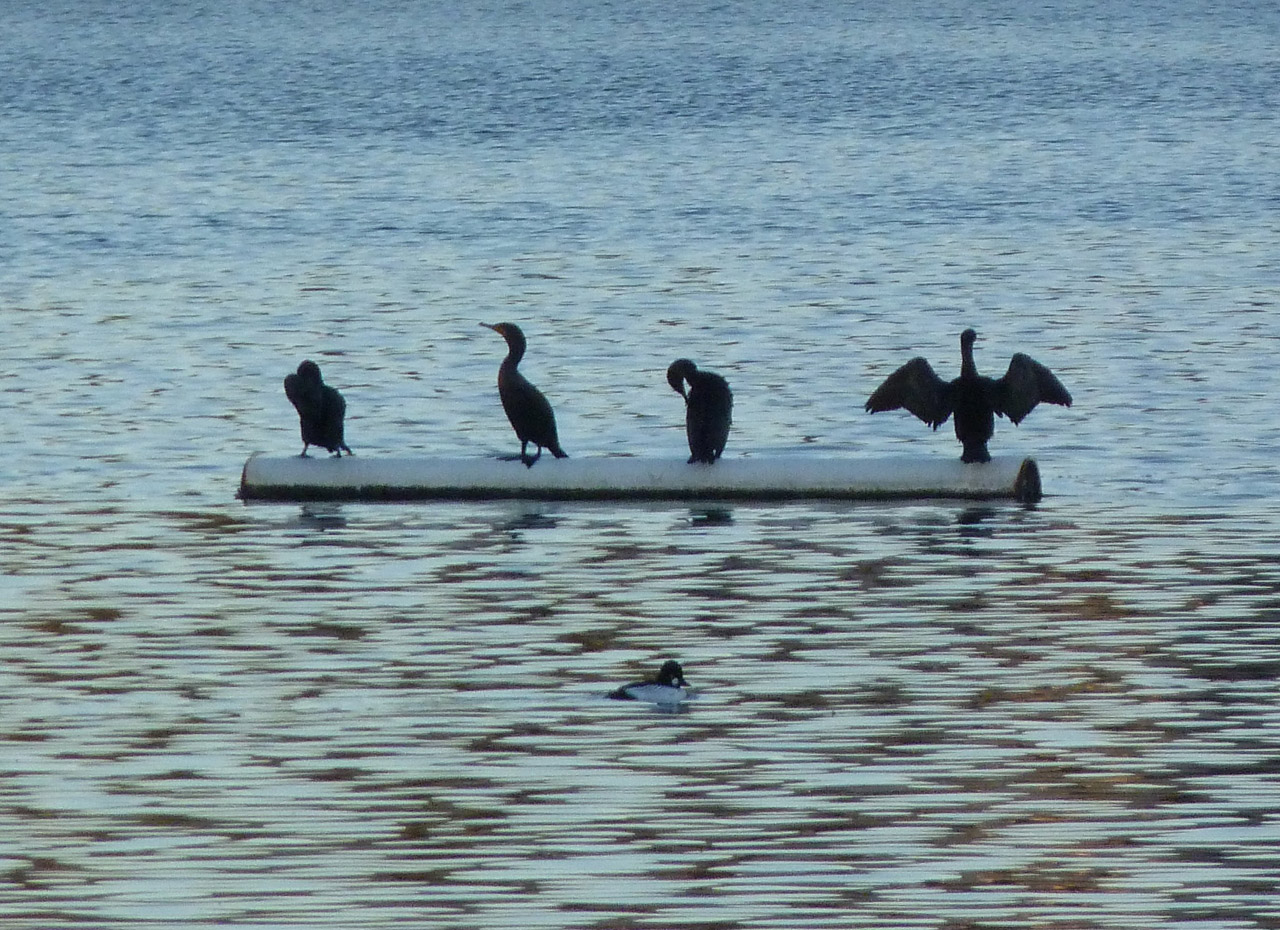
[550,443,568,459]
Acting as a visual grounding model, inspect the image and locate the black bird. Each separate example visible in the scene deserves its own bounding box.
[482,322,568,467]
[667,359,733,464]
[607,660,690,705]
[865,328,1072,463]
[283,360,352,457]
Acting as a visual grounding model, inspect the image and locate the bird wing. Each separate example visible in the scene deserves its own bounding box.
[322,385,347,421]
[994,353,1072,425]
[283,373,317,415]
[865,357,952,428]
[687,377,733,459]
[500,371,560,446]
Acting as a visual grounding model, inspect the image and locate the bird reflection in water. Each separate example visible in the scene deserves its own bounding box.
[956,506,999,527]
[492,507,560,538]
[688,507,734,527]
[955,506,1001,541]
[296,504,347,530]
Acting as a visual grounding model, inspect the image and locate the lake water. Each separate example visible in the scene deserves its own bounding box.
[3,0,1280,927]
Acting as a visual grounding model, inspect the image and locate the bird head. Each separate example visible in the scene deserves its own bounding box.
[657,660,687,687]
[666,359,697,397]
[481,321,526,352]
[296,360,322,382]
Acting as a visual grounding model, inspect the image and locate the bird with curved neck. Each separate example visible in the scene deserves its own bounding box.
[481,322,567,467]
[865,328,1072,463]
[283,359,352,457]
[667,358,733,464]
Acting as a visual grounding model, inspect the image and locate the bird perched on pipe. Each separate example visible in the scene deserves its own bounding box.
[865,328,1071,463]
[667,358,733,464]
[481,321,568,467]
[283,359,352,457]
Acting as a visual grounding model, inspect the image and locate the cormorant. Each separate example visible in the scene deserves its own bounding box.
[667,358,733,464]
[607,660,689,705]
[482,322,568,467]
[865,328,1072,463]
[283,360,352,457]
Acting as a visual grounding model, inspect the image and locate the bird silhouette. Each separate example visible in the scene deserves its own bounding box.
[865,328,1071,462]
[283,360,352,457]
[667,358,733,464]
[481,322,567,467]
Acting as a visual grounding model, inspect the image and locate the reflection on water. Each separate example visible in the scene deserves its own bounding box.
[494,508,562,536]
[955,506,1000,527]
[296,503,349,531]
[3,500,1280,928]
[687,507,735,527]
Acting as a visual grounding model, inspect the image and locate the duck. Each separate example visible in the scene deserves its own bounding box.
[865,328,1072,462]
[481,322,568,467]
[607,660,690,705]
[667,359,733,464]
[283,360,352,457]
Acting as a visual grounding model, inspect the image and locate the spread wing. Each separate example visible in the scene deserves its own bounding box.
[994,353,1072,425]
[865,357,952,429]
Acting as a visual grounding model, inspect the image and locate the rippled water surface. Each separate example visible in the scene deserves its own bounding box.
[3,0,1280,927]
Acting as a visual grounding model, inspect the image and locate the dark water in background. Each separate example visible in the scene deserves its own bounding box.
[3,1,1280,927]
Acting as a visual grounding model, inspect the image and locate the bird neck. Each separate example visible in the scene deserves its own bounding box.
[502,334,526,369]
[960,340,977,378]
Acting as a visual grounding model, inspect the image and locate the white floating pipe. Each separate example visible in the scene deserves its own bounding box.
[239,454,1042,504]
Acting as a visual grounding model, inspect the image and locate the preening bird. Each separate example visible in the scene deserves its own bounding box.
[865,328,1072,463]
[608,660,690,705]
[667,359,733,464]
[481,322,567,467]
[283,360,352,457]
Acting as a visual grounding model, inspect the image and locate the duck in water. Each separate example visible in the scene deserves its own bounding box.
[865,328,1072,463]
[283,360,352,457]
[482,322,568,467]
[608,660,690,705]
[667,358,733,464]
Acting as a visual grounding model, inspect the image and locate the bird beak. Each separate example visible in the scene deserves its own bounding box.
[480,323,498,332]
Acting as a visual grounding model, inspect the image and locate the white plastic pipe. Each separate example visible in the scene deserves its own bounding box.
[239,454,1042,503]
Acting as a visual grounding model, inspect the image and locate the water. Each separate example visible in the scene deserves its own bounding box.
[3,0,1280,927]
